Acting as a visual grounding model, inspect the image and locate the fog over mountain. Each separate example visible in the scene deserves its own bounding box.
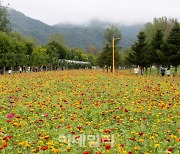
[3,0,180,26]
[7,8,144,50]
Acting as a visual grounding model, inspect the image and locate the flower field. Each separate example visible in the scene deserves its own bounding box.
[0,70,179,154]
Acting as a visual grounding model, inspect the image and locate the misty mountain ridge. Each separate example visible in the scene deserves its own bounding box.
[7,8,144,50]
[54,18,144,29]
[53,19,112,28]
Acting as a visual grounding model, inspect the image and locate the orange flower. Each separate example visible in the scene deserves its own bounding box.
[41,146,48,150]
[176,137,180,142]
[0,140,8,150]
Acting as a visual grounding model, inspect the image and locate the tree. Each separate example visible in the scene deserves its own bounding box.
[67,48,86,61]
[144,17,175,42]
[9,31,37,68]
[87,53,96,66]
[150,29,164,74]
[86,44,100,55]
[126,31,149,74]
[9,31,37,56]
[104,24,121,46]
[0,1,10,32]
[99,24,121,72]
[97,44,121,72]
[13,41,27,68]
[0,31,13,72]
[121,48,133,68]
[48,34,66,47]
[46,41,65,69]
[164,21,180,75]
[31,46,48,68]
[97,45,111,71]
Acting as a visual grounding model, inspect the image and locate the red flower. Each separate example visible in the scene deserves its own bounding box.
[103,129,111,133]
[142,117,147,121]
[7,113,15,119]
[124,109,128,112]
[101,137,109,142]
[75,136,80,139]
[130,137,136,141]
[166,138,170,142]
[168,147,173,152]
[77,125,82,130]
[105,144,111,150]
[44,113,48,117]
[83,151,90,154]
[96,152,102,154]
[44,136,50,140]
[3,136,13,141]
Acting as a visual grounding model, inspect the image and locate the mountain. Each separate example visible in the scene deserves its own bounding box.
[7,8,144,50]
[7,8,57,44]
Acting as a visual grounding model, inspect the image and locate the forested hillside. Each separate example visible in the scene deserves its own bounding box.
[8,8,144,49]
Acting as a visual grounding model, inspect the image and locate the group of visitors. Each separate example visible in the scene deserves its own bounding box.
[7,66,31,74]
[160,66,170,76]
[134,66,171,76]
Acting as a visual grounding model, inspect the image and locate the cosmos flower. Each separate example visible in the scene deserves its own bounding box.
[7,113,15,119]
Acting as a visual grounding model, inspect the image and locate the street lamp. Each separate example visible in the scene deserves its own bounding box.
[112,37,120,73]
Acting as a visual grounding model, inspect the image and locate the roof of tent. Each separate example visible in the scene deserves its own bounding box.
[59,59,91,65]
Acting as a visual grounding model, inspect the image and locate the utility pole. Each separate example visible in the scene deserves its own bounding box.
[112,38,115,74]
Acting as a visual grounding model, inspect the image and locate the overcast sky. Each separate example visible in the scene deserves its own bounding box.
[2,0,180,26]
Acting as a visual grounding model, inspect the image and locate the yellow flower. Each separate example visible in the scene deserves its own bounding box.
[170,134,176,139]
[66,146,71,151]
[46,141,53,146]
[130,118,134,122]
[88,141,97,147]
[60,119,64,123]
[99,129,103,133]
[154,144,160,148]
[118,147,126,153]
[150,136,154,140]
[38,140,44,145]
[12,122,18,126]
[52,148,61,153]
[134,146,140,151]
[18,141,29,147]
[86,121,91,125]
[139,138,144,142]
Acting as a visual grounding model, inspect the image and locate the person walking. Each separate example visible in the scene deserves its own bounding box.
[8,69,12,74]
[161,67,165,76]
[166,67,170,77]
[134,67,138,75]
[19,66,22,73]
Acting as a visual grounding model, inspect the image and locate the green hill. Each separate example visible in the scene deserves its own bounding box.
[7,8,144,50]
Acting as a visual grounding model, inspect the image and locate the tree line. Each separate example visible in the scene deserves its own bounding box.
[0,3,180,75]
[126,17,180,75]
[0,4,96,73]
[98,17,180,75]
